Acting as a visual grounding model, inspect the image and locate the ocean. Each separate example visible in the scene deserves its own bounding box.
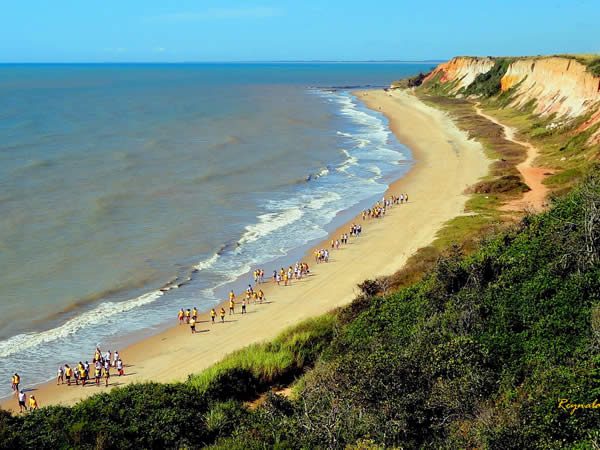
[0,62,432,396]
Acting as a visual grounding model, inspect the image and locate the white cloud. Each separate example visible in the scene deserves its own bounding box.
[153,47,166,53]
[148,6,281,22]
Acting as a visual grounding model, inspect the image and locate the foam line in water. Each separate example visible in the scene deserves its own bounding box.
[237,208,304,247]
[193,253,220,272]
[0,290,164,358]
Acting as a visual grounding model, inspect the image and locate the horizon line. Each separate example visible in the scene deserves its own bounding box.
[0,59,446,65]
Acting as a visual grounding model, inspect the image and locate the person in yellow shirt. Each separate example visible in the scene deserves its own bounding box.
[229,290,235,301]
[11,373,20,393]
[210,308,216,324]
[65,365,73,386]
[184,309,191,324]
[190,317,196,334]
[28,395,38,410]
[219,307,226,323]
[229,299,235,315]
[178,309,184,324]
[191,307,198,321]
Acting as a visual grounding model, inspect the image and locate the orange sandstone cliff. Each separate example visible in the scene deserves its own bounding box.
[423,56,600,143]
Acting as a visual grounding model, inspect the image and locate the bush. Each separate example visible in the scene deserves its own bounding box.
[462,58,513,98]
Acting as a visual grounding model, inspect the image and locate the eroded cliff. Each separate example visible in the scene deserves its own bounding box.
[422,55,600,143]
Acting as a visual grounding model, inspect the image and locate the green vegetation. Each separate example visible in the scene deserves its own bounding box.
[420,70,461,96]
[391,70,432,89]
[187,314,336,395]
[478,103,600,194]
[586,58,600,77]
[461,58,513,97]
[210,171,600,449]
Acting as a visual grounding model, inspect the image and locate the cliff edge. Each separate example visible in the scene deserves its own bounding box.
[422,55,600,144]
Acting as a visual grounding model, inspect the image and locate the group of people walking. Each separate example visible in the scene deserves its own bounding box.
[56,347,125,390]
[363,193,408,220]
[10,349,126,413]
[177,193,408,335]
[178,283,269,333]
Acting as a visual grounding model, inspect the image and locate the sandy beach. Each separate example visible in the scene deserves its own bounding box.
[2,89,489,412]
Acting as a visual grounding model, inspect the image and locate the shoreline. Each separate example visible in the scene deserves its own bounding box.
[1,88,490,412]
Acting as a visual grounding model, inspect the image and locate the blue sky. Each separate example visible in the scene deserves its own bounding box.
[1,0,598,62]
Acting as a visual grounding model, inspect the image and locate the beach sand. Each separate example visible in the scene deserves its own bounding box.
[1,89,489,412]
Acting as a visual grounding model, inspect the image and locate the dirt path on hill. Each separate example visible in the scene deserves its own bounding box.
[474,105,553,212]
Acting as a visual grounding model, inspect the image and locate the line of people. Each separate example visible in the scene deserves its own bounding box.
[176,193,410,335]
[178,283,270,334]
[362,193,408,220]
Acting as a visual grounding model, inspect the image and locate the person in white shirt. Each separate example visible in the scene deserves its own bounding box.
[18,390,27,412]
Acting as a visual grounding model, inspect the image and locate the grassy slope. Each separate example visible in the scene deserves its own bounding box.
[207,171,600,450]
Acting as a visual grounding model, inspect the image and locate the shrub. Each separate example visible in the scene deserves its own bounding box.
[462,58,514,98]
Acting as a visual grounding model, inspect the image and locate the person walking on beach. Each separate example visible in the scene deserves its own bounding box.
[210,308,216,324]
[219,307,226,323]
[178,308,184,324]
[117,358,124,376]
[190,316,196,334]
[81,367,88,387]
[229,298,235,315]
[57,366,64,385]
[192,307,198,321]
[28,395,38,411]
[11,373,20,394]
[104,367,110,387]
[94,367,101,386]
[113,351,119,367]
[17,390,27,412]
[241,299,247,314]
[185,309,191,324]
[65,364,72,386]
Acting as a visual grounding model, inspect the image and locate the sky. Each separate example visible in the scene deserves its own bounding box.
[1,0,599,62]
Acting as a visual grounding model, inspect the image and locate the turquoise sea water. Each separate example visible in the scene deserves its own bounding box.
[0,63,431,396]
